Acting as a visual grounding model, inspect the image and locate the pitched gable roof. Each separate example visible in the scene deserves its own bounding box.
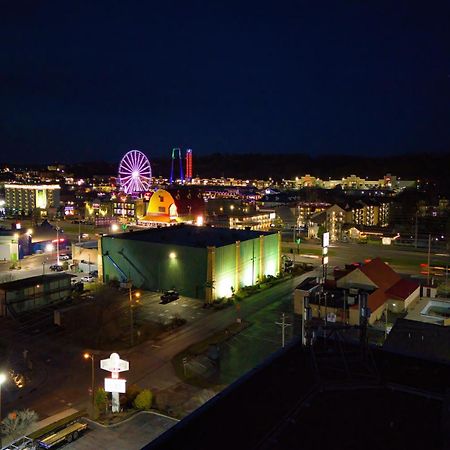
[368,288,387,312]
[386,278,420,300]
[359,257,401,290]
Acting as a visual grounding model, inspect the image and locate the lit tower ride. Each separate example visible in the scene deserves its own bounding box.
[185,149,193,182]
[169,148,184,184]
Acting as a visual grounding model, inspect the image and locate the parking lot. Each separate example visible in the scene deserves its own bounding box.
[135,291,211,325]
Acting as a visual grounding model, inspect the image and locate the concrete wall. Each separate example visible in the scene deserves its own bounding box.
[387,286,420,313]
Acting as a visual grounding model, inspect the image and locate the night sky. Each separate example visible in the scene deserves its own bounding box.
[2,1,450,163]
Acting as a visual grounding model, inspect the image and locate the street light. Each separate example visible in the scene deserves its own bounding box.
[83,353,95,412]
[0,372,7,426]
[129,286,141,346]
[0,372,6,447]
[111,223,119,233]
[56,225,60,266]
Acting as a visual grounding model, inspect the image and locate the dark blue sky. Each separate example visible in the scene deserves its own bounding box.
[1,0,450,163]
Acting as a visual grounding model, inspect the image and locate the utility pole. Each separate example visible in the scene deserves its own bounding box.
[427,234,431,286]
[385,303,389,340]
[129,281,134,346]
[343,290,347,325]
[414,211,418,248]
[275,313,292,348]
[56,225,60,265]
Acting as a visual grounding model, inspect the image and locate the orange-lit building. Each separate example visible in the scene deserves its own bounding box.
[138,189,179,227]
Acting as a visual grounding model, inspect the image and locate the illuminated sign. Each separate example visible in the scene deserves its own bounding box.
[322,232,329,248]
[104,378,126,394]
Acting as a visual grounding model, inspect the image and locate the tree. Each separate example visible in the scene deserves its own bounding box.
[1,409,38,440]
[133,389,152,410]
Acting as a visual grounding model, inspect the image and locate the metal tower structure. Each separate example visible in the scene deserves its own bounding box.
[169,148,184,184]
[185,148,193,182]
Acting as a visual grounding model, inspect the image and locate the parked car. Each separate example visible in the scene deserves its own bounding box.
[60,254,71,260]
[72,280,84,291]
[49,264,64,272]
[160,290,180,304]
[81,276,94,283]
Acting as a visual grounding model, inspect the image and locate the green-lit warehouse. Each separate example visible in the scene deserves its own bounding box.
[100,225,281,301]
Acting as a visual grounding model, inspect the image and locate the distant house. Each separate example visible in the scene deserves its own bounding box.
[294,258,420,326]
[307,204,345,241]
[336,257,420,314]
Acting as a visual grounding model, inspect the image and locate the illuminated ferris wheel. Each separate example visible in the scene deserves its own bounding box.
[118,150,152,194]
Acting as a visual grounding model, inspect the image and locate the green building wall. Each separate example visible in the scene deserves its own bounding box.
[102,231,280,301]
[101,236,208,298]
[214,233,280,299]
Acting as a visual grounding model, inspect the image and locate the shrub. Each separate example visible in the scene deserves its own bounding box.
[133,389,153,410]
[94,387,108,414]
[125,384,142,408]
[62,261,69,270]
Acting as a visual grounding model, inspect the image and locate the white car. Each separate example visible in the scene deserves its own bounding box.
[81,276,94,283]
[60,255,71,260]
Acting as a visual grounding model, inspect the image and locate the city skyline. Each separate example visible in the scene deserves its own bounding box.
[2,1,450,163]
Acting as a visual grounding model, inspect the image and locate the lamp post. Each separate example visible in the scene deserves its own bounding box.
[83,353,95,413]
[55,225,60,266]
[128,285,141,346]
[0,371,7,445]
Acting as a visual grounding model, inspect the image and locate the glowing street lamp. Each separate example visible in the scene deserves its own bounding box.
[0,372,7,424]
[111,223,119,233]
[129,288,141,346]
[83,353,95,412]
[169,251,177,260]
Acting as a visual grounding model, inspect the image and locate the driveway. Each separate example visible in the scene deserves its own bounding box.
[65,412,177,450]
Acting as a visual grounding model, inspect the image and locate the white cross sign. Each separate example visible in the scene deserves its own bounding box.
[100,352,129,373]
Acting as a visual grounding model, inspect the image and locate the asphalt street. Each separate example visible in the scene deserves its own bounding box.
[284,240,450,277]
[1,270,316,422]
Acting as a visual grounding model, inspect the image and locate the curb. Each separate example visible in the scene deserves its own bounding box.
[84,410,179,429]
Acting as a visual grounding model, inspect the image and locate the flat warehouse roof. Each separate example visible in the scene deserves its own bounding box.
[0,273,73,290]
[103,225,277,248]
